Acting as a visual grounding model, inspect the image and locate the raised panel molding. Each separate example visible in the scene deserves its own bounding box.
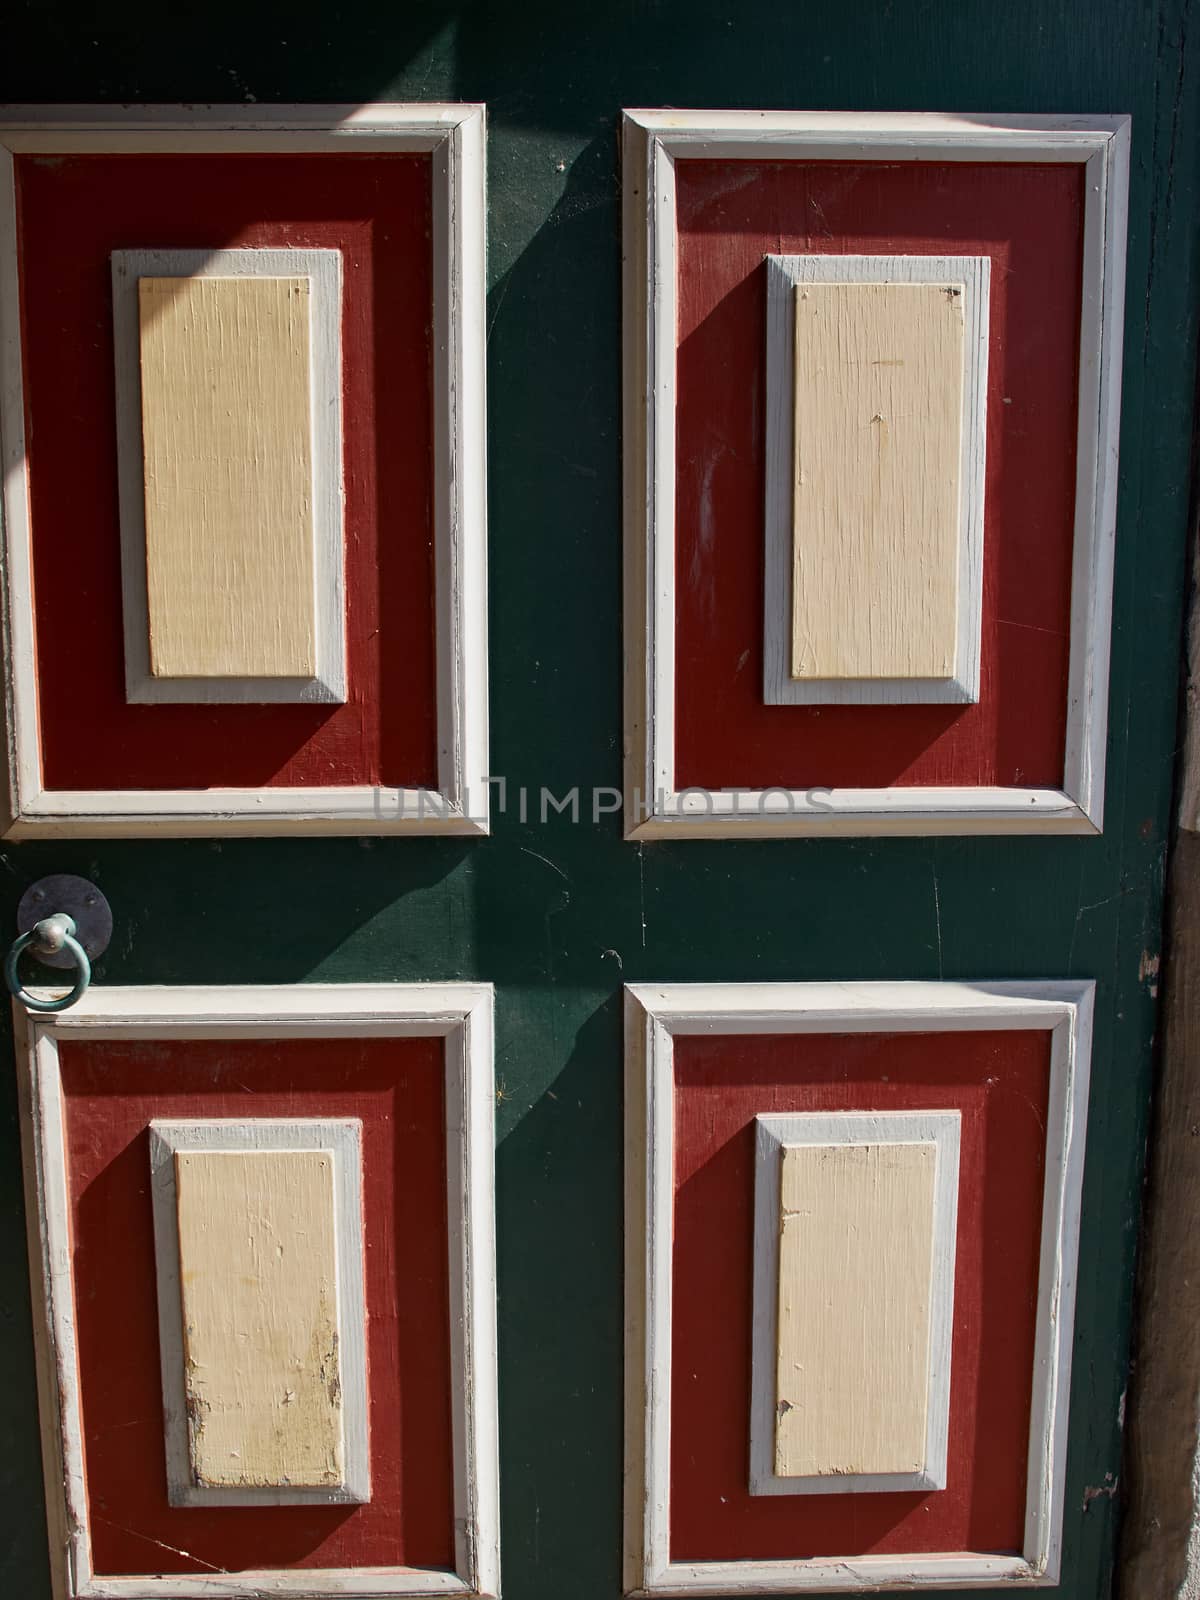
[622,109,1130,837]
[14,983,500,1600]
[112,248,347,705]
[0,104,489,837]
[623,979,1094,1593]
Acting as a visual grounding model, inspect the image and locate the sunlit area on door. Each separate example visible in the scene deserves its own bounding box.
[111,250,347,705]
[0,107,488,836]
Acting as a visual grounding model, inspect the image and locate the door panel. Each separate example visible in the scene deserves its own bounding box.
[15,985,498,1599]
[623,111,1128,837]
[0,108,488,836]
[0,6,1195,1600]
[624,981,1091,1590]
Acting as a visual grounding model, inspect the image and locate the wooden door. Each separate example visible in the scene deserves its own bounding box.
[0,7,1195,1600]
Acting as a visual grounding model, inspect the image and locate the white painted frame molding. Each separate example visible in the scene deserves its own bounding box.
[624,979,1094,1593]
[749,1109,961,1496]
[622,109,1130,837]
[112,247,347,706]
[149,1117,370,1507]
[14,983,499,1600]
[763,254,990,706]
[0,104,488,836]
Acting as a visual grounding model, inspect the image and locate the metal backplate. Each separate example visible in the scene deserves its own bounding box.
[17,875,113,971]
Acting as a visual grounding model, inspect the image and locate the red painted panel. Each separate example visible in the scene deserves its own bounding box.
[674,160,1085,790]
[60,1036,455,1577]
[670,1029,1050,1562]
[16,154,438,792]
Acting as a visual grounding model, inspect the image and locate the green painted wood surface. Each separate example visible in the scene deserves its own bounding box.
[0,4,1196,1596]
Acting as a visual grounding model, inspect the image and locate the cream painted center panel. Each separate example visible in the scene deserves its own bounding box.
[173,1147,344,1491]
[774,1139,937,1479]
[790,281,965,683]
[138,274,317,681]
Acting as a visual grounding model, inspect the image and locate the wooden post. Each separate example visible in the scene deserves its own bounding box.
[1120,532,1200,1597]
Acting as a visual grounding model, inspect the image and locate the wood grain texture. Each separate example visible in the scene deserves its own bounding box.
[174,1147,343,1491]
[112,245,348,708]
[1119,521,1200,1594]
[138,274,317,682]
[790,283,963,684]
[763,253,989,710]
[774,1140,936,1478]
[750,1108,960,1499]
[1119,832,1200,1597]
[149,1115,370,1509]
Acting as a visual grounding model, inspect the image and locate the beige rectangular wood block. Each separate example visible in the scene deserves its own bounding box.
[137,274,317,680]
[775,1139,937,1479]
[790,280,965,681]
[173,1147,344,1491]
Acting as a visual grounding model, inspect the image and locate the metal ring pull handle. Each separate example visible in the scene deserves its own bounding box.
[5,876,112,1015]
[5,913,92,1013]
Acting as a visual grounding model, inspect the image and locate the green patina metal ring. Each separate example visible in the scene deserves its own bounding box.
[4,915,92,1014]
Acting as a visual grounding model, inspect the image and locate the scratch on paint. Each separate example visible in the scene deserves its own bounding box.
[638,844,648,950]
[997,616,1068,640]
[487,268,514,344]
[1139,949,1160,998]
[519,847,571,985]
[931,863,944,980]
[91,1517,230,1573]
[692,443,733,620]
[1082,1473,1118,1511]
[808,193,834,239]
[518,846,570,885]
[1069,888,1123,971]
